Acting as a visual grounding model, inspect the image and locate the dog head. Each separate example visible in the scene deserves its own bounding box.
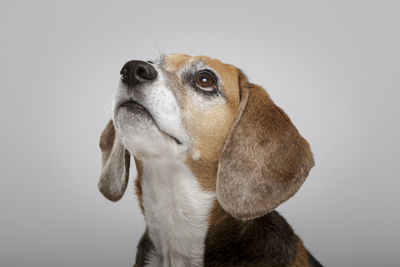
[99,54,314,220]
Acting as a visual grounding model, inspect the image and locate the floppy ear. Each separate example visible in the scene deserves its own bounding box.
[216,73,314,220]
[98,120,131,202]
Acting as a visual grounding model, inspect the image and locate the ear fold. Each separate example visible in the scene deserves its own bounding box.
[216,73,314,220]
[98,120,131,202]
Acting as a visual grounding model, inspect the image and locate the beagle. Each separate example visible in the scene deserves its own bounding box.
[98,54,322,267]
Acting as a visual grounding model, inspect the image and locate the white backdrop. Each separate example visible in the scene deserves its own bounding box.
[1,1,399,266]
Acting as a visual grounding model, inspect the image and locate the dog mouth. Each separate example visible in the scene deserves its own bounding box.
[119,100,182,145]
[120,99,148,111]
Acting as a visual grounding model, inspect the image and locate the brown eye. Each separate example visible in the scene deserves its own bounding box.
[194,72,216,91]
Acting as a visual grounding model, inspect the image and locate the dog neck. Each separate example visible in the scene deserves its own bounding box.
[140,157,215,267]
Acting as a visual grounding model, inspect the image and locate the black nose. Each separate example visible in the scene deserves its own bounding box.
[120,60,157,87]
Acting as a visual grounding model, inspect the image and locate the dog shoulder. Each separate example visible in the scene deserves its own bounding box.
[204,211,322,267]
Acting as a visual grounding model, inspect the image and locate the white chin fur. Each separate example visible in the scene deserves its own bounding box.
[113,107,188,160]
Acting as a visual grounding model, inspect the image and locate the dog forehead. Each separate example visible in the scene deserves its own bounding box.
[164,54,241,105]
[164,54,237,75]
[164,54,192,72]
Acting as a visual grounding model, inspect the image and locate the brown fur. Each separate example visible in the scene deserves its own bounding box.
[134,158,144,213]
[208,200,230,226]
[290,239,311,267]
[164,54,192,72]
[167,56,242,192]
[98,120,131,202]
[217,73,314,220]
[163,53,314,227]
[99,120,116,159]
[163,55,314,221]
[99,54,320,266]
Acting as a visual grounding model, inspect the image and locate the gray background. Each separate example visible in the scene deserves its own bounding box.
[1,0,399,266]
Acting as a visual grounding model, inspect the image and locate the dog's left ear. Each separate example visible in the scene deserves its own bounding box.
[216,72,314,220]
[98,120,131,202]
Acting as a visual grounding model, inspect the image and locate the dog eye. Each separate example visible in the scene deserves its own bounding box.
[194,72,216,91]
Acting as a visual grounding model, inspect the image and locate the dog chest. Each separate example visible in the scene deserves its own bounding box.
[140,159,215,267]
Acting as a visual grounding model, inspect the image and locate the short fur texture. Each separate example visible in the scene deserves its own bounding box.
[133,211,322,267]
[217,73,314,220]
[140,158,215,266]
[98,54,322,266]
[98,120,130,201]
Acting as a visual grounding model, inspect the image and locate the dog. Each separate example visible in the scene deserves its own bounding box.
[98,54,322,267]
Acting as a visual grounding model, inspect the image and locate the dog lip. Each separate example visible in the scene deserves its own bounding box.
[119,100,182,145]
[120,99,146,110]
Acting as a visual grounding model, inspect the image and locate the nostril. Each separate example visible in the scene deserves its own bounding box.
[136,66,147,79]
[134,63,157,81]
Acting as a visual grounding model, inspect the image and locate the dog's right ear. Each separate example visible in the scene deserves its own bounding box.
[98,120,130,202]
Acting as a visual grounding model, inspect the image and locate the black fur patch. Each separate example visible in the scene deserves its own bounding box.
[204,211,298,266]
[133,230,154,267]
[307,250,323,267]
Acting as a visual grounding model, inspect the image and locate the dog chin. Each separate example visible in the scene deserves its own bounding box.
[113,106,157,138]
[113,108,184,160]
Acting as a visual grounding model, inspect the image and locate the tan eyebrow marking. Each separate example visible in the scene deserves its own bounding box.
[164,54,192,72]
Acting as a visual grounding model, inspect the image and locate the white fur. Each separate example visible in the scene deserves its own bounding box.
[112,59,216,266]
[141,158,215,267]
